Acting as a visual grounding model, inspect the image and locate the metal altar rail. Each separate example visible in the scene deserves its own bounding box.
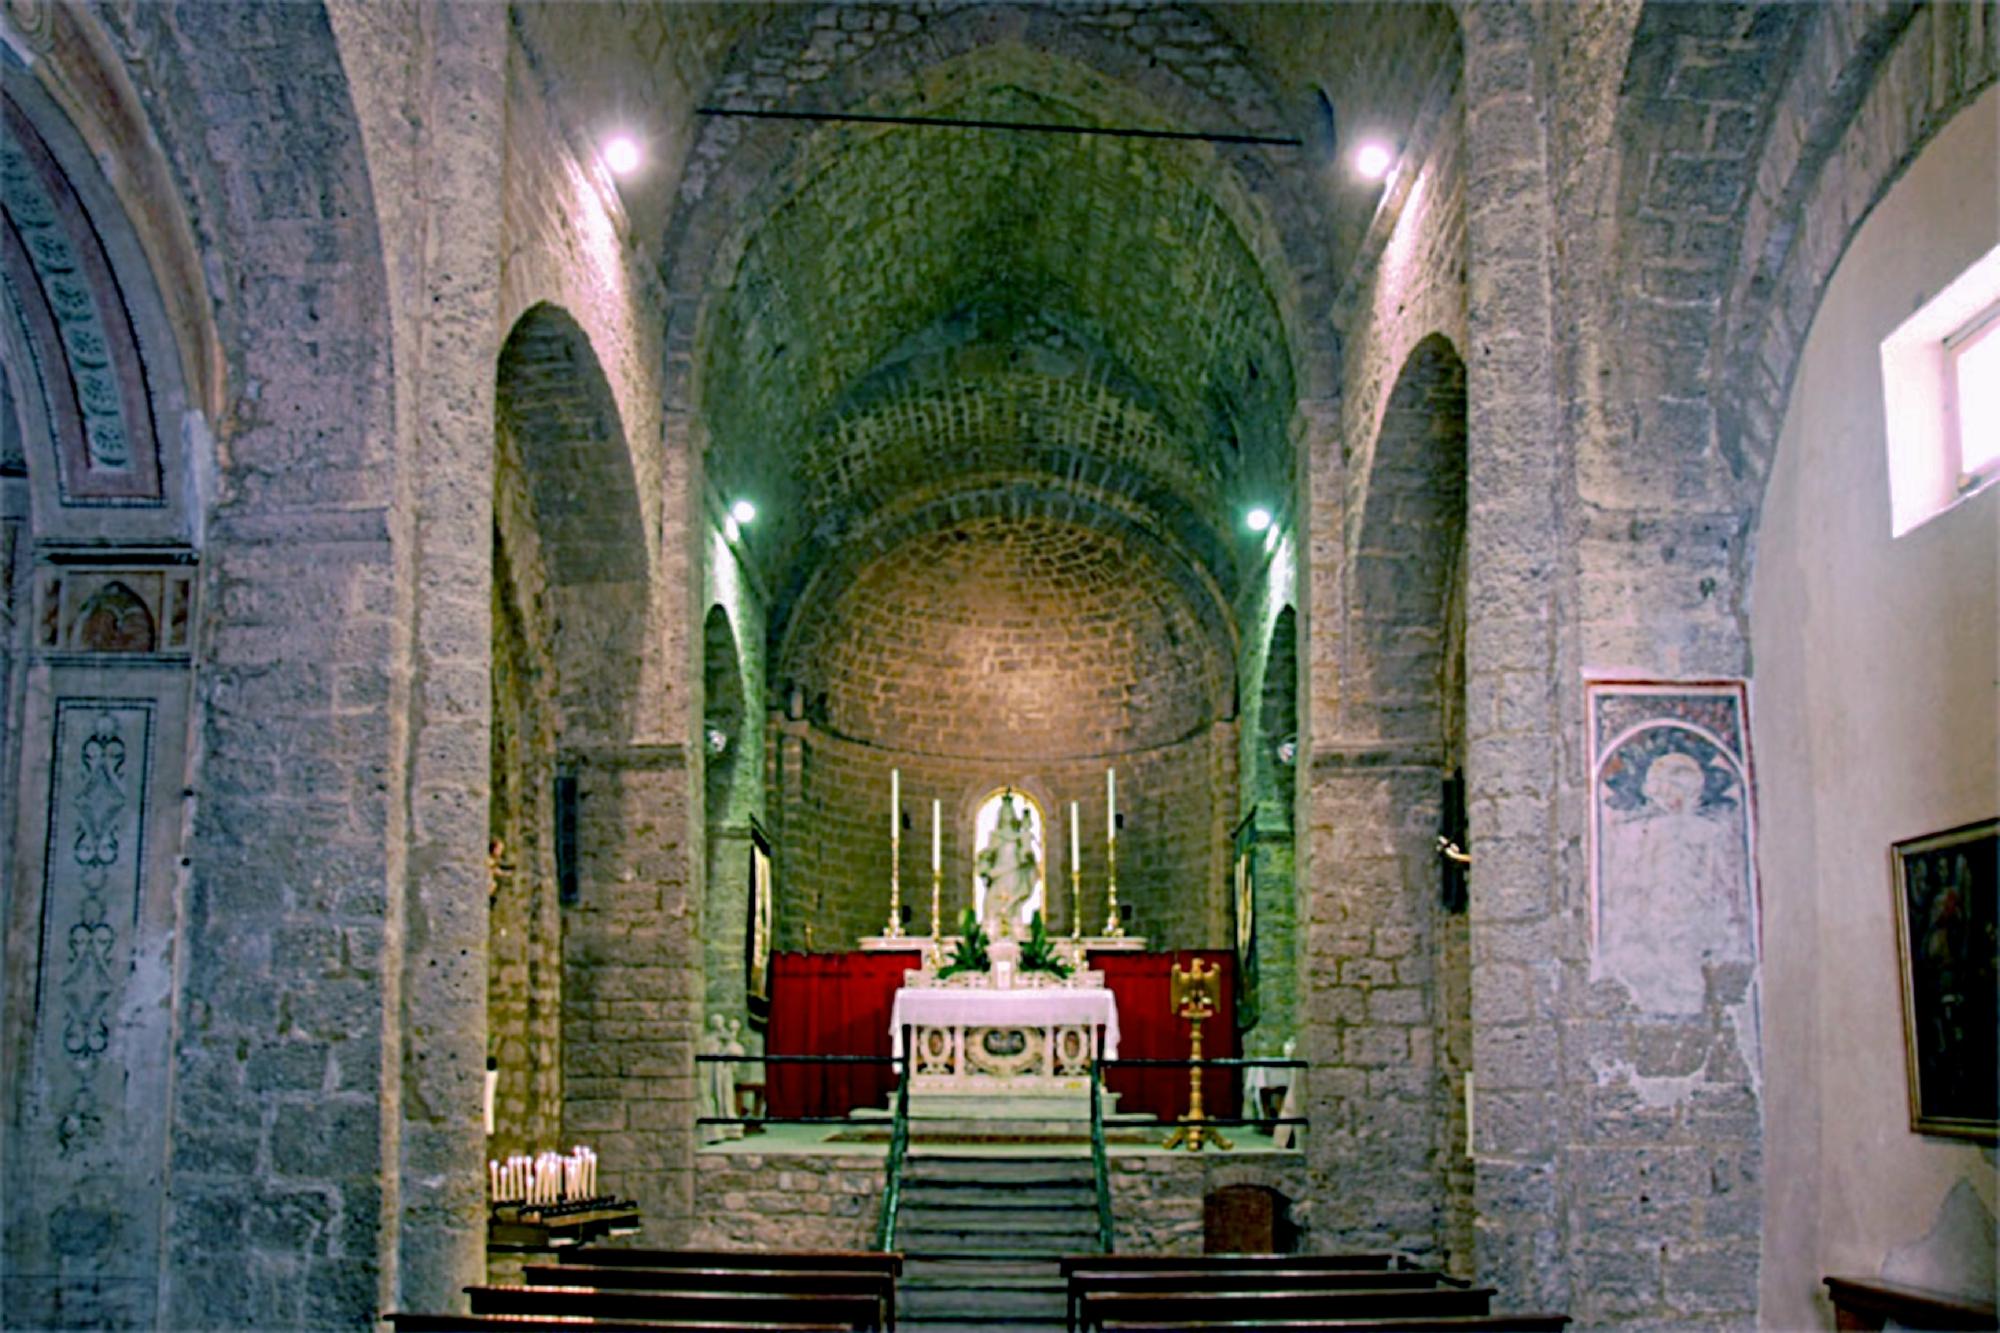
[692,1050,1311,1130]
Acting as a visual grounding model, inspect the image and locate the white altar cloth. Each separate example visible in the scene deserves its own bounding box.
[888,986,1120,1060]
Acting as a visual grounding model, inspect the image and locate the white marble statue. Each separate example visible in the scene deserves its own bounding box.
[977,791,1037,941]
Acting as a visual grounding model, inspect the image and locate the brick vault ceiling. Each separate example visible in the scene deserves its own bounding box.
[516,2,1460,629]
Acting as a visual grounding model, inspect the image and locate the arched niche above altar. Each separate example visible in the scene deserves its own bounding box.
[973,786,1047,936]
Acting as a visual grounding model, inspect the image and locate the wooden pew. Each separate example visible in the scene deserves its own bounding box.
[390,1316,849,1332]
[1098,1317,1571,1332]
[1078,1284,1498,1331]
[524,1265,894,1332]
[566,1248,902,1279]
[465,1283,882,1331]
[1060,1252,1414,1276]
[1823,1276,1998,1331]
[1059,1255,1419,1331]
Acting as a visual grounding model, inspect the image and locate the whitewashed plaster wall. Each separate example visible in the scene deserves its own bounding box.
[1752,83,1999,1333]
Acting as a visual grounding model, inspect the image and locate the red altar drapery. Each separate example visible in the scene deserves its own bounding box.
[1091,950,1241,1123]
[763,948,1239,1123]
[764,950,923,1119]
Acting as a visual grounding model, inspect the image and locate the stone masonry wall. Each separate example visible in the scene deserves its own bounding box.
[686,1149,1311,1257]
[562,754,699,1243]
[490,391,563,1160]
[772,726,1232,954]
[1297,50,1469,1273]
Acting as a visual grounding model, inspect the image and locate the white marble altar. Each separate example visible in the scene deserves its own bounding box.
[888,981,1120,1096]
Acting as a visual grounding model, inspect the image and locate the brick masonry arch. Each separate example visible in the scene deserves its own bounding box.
[1348,332,1467,747]
[496,302,650,747]
[1605,1,1998,543]
[1715,4,1999,522]
[2,3,416,1327]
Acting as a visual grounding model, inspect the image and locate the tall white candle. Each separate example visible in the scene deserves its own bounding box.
[1070,801,1080,867]
[932,799,942,871]
[891,768,900,841]
[1107,767,1116,834]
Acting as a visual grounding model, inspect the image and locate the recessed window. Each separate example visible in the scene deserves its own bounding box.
[1946,303,2000,486]
[1880,243,2000,536]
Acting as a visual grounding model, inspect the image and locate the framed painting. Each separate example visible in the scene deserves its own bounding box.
[1892,818,1998,1141]
[745,819,774,1025]
[1232,809,1258,1032]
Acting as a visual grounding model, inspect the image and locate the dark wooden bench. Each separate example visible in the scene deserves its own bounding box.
[1060,1252,1415,1276]
[1098,1317,1571,1332]
[1824,1275,1999,1331]
[1059,1252,1417,1330]
[566,1248,902,1279]
[390,1316,848,1332]
[524,1265,894,1331]
[1079,1284,1497,1331]
[466,1283,881,1331]
[1069,1268,1465,1332]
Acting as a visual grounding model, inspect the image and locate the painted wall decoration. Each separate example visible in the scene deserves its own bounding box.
[1891,819,1997,1141]
[39,701,153,1156]
[1,96,163,504]
[1588,681,1757,1014]
[35,565,194,655]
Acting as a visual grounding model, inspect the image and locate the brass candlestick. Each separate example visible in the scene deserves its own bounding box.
[884,835,904,938]
[929,864,943,941]
[1162,958,1231,1152]
[1102,836,1124,938]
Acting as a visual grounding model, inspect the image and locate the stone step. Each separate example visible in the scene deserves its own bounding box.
[903,1156,1094,1184]
[897,1233,1095,1257]
[900,1282,1066,1319]
[899,1203,1100,1230]
[903,1264,1063,1291]
[901,1185,1098,1211]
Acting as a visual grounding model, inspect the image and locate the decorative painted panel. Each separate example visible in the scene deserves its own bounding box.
[36,700,154,1153]
[0,94,162,505]
[1587,680,1759,1014]
[33,563,193,656]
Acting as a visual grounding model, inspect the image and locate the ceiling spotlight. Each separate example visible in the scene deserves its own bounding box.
[730,499,757,525]
[1354,141,1394,181]
[1246,507,1273,533]
[603,134,643,176]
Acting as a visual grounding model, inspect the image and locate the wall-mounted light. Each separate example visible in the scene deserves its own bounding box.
[730,499,758,525]
[603,134,643,177]
[1354,141,1394,181]
[1245,506,1274,533]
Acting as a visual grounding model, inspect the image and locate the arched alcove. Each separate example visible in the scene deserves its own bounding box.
[1242,604,1298,1049]
[701,603,757,1026]
[488,302,647,1159]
